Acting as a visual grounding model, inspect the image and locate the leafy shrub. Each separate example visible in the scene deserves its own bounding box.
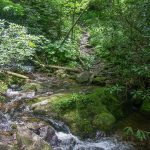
[131,89,150,106]
[0,19,80,68]
[124,127,150,141]
[0,19,39,66]
[89,0,110,11]
[87,0,150,111]
[0,0,24,17]
[36,37,80,66]
[52,93,79,112]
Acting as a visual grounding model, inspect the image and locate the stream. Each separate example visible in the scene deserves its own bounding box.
[0,73,134,150]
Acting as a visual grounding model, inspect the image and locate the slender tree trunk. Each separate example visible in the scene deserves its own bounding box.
[71,0,76,41]
[60,8,86,47]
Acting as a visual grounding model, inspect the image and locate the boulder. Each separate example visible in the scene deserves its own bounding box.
[39,126,59,146]
[22,82,43,93]
[17,125,52,150]
[20,118,59,147]
[76,71,92,83]
[29,93,71,117]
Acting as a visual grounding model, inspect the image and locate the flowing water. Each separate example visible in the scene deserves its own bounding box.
[0,73,134,150]
[41,118,133,150]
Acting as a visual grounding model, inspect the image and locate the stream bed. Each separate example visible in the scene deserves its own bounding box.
[0,73,147,150]
[0,111,133,150]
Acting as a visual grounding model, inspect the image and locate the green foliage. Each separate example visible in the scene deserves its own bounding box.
[0,19,39,66]
[0,0,63,40]
[36,38,80,66]
[89,0,111,11]
[141,99,150,114]
[0,18,80,68]
[0,81,7,93]
[19,0,63,40]
[135,129,150,141]
[0,0,85,67]
[21,83,43,92]
[0,80,8,102]
[52,88,123,136]
[124,127,150,141]
[107,84,125,95]
[63,0,89,14]
[53,93,79,111]
[86,0,150,110]
[93,112,116,131]
[124,127,134,136]
[0,0,24,17]
[131,89,150,106]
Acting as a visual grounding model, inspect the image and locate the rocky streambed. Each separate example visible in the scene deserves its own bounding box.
[0,73,147,150]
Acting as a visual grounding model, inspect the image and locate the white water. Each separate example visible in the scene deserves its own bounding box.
[54,131,133,150]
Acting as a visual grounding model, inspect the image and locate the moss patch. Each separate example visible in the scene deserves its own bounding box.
[49,88,123,137]
[22,82,43,92]
[93,112,116,131]
[92,76,106,85]
[141,99,150,115]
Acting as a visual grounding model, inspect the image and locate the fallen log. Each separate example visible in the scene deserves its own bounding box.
[0,70,29,79]
[34,60,81,73]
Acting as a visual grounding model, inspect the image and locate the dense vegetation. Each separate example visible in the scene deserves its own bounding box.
[0,0,149,145]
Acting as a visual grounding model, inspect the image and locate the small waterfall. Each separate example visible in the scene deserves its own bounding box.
[34,116,133,150]
[54,129,133,150]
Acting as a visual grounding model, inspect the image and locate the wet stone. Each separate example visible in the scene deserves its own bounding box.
[0,111,11,131]
[39,126,59,146]
[17,125,52,150]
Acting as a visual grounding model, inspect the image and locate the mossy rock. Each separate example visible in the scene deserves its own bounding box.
[22,82,43,92]
[76,71,92,83]
[29,88,123,137]
[92,76,106,86]
[61,110,116,137]
[63,110,94,137]
[29,93,74,117]
[17,125,52,150]
[93,112,116,131]
[141,100,150,115]
[76,117,94,137]
[63,111,79,134]
[48,88,123,137]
